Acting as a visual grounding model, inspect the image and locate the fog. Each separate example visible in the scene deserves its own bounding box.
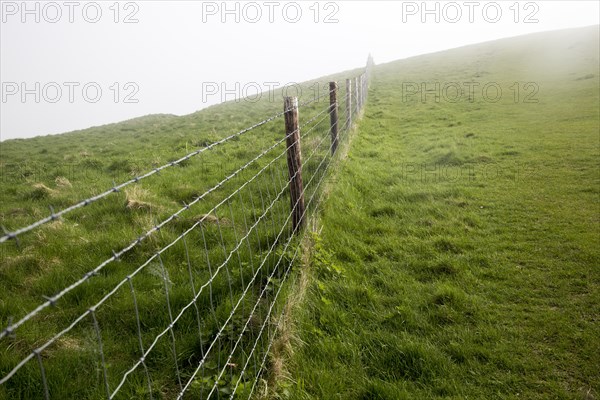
[1,1,598,141]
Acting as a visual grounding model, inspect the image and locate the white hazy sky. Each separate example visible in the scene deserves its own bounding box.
[1,1,598,141]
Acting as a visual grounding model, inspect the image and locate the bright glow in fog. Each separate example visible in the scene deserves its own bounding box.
[0,1,598,140]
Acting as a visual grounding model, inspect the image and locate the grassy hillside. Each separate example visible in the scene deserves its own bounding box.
[279,26,600,399]
[0,66,363,399]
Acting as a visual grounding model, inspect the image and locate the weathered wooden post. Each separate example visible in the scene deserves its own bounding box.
[354,76,359,115]
[358,74,363,110]
[363,73,368,104]
[345,78,352,130]
[361,73,365,106]
[329,82,339,154]
[283,97,305,233]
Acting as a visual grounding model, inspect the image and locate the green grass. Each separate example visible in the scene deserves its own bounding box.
[1,25,599,400]
[278,26,600,399]
[0,66,363,399]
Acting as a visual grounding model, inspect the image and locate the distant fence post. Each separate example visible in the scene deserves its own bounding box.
[329,82,339,154]
[283,97,305,233]
[354,76,359,115]
[345,78,352,130]
[358,75,363,110]
[363,72,369,103]
[360,74,364,107]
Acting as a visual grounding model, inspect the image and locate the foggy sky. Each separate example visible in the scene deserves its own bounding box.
[1,1,598,141]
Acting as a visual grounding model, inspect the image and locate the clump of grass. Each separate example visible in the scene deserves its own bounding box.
[430,284,466,307]
[26,183,55,200]
[415,259,460,282]
[55,176,72,188]
[124,186,154,211]
[169,214,232,235]
[80,158,103,170]
[428,284,479,326]
[195,213,230,226]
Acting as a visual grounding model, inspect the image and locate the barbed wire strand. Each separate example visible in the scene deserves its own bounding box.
[231,89,353,399]
[243,110,346,400]
[0,71,367,398]
[176,120,336,399]
[0,116,318,385]
[0,108,329,389]
[0,104,332,342]
[218,75,362,394]
[0,99,338,396]
[208,122,340,400]
[114,109,334,399]
[0,106,309,244]
[0,86,339,246]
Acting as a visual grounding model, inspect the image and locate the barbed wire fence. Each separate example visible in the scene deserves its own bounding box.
[0,67,370,399]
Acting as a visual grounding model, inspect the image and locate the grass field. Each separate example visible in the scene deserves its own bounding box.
[1,25,598,399]
[275,26,600,399]
[0,64,363,398]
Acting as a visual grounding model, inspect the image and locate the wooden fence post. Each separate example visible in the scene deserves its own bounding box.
[360,74,364,107]
[329,82,339,154]
[283,97,305,233]
[345,78,352,130]
[363,73,367,104]
[358,75,363,110]
[354,76,359,115]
